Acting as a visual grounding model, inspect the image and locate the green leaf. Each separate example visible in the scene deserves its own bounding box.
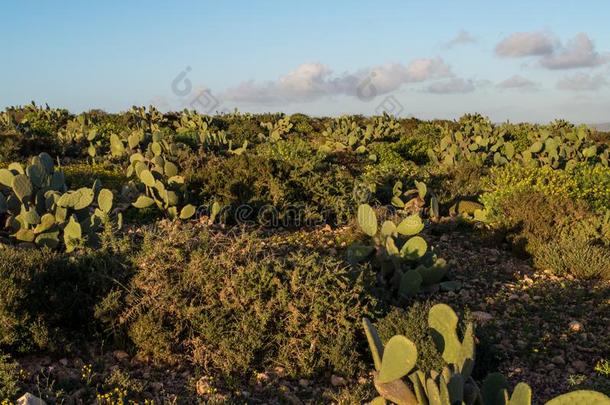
[396,215,424,236]
[34,213,55,234]
[164,161,179,177]
[74,188,94,210]
[415,181,427,199]
[179,204,197,219]
[400,236,428,259]
[139,170,156,187]
[357,204,377,237]
[380,220,396,237]
[98,189,114,214]
[399,270,423,298]
[132,195,155,208]
[545,391,610,405]
[362,318,384,371]
[11,174,33,202]
[35,231,60,249]
[13,229,35,242]
[0,169,15,187]
[508,383,532,405]
[377,335,417,383]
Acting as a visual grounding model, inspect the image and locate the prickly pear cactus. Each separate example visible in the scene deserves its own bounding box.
[124,131,196,220]
[428,304,475,377]
[428,114,515,167]
[0,153,118,251]
[363,303,608,405]
[353,203,449,299]
[545,391,610,405]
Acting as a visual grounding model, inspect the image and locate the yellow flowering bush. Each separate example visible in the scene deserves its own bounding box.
[481,162,610,215]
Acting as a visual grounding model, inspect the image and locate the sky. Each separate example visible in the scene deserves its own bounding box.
[1,1,610,123]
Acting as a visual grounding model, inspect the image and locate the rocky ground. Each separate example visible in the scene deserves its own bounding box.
[9,221,610,404]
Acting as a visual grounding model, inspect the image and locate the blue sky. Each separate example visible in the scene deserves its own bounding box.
[2,1,610,122]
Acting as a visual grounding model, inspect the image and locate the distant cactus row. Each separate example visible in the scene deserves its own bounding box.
[318,113,402,161]
[363,303,610,405]
[429,114,609,169]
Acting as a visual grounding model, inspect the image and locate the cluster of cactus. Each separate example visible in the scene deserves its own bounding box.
[0,153,118,252]
[366,113,402,140]
[174,110,211,134]
[124,132,197,220]
[128,106,165,133]
[428,115,516,167]
[0,110,15,129]
[429,114,609,170]
[521,126,609,169]
[109,128,147,158]
[318,117,379,161]
[258,116,293,143]
[391,180,440,220]
[349,204,451,299]
[194,117,248,155]
[363,303,610,405]
[59,115,105,159]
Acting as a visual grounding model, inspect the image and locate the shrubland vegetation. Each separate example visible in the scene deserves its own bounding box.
[0,103,608,404]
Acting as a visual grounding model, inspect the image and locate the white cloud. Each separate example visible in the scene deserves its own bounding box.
[495,31,557,57]
[222,58,454,104]
[556,73,608,91]
[443,30,476,49]
[541,33,609,69]
[496,75,539,90]
[424,78,476,94]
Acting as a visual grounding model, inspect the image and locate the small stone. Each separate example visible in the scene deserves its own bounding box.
[331,375,347,386]
[298,378,310,387]
[569,321,584,332]
[16,393,46,405]
[551,355,565,366]
[471,311,493,324]
[59,358,69,366]
[508,294,520,300]
[572,360,587,373]
[274,366,287,378]
[256,372,270,383]
[113,350,130,362]
[282,392,303,405]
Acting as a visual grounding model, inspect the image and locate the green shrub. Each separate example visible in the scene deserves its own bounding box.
[374,302,445,374]
[112,223,378,380]
[195,150,355,225]
[535,234,610,280]
[429,161,486,204]
[361,142,418,190]
[0,352,20,399]
[480,188,610,279]
[0,240,130,352]
[0,133,20,163]
[481,163,610,213]
[63,162,127,192]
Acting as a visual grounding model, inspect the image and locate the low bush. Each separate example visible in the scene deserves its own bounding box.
[194,149,356,225]
[0,352,20,399]
[374,302,445,374]
[107,223,378,380]
[481,188,610,279]
[0,238,130,353]
[481,163,610,213]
